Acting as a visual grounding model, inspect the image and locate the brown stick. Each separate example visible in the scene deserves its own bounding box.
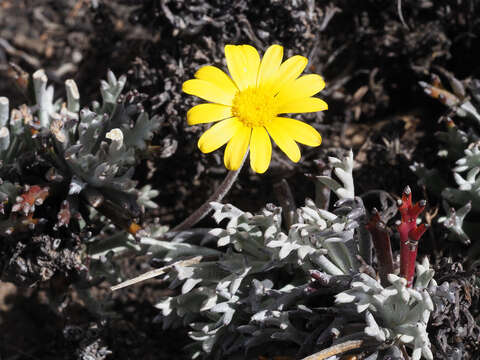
[301,340,364,360]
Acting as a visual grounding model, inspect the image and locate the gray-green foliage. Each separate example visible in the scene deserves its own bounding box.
[316,149,355,200]
[0,70,160,212]
[0,69,161,285]
[413,74,480,243]
[150,151,435,359]
[336,257,435,360]
[153,154,362,357]
[437,201,471,245]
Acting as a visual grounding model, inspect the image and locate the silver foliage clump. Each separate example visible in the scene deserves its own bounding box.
[155,203,290,355]
[1,70,159,205]
[336,257,436,360]
[316,149,355,200]
[150,151,438,359]
[0,69,160,285]
[269,197,362,276]
[413,72,480,244]
[437,201,471,245]
[442,144,480,211]
[153,151,362,357]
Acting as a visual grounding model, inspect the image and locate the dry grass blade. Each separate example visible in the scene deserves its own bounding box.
[301,340,364,360]
[110,256,202,291]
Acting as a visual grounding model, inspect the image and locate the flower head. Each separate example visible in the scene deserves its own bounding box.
[183,44,328,173]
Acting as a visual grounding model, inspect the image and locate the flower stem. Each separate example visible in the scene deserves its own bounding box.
[170,152,247,233]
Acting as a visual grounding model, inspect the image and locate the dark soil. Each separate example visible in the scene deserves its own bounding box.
[1,0,480,359]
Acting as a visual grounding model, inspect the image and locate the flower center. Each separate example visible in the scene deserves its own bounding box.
[232,87,277,128]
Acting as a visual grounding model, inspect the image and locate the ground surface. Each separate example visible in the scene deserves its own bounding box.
[1,0,480,359]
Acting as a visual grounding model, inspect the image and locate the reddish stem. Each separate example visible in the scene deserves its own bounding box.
[366,210,394,287]
[397,186,428,287]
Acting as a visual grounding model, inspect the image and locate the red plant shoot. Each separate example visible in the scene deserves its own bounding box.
[397,186,428,287]
[366,210,394,287]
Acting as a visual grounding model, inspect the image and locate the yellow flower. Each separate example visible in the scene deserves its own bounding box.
[182,44,327,174]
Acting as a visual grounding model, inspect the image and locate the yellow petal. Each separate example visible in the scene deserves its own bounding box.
[273,117,322,146]
[225,45,248,91]
[266,120,301,162]
[276,74,326,105]
[225,45,259,91]
[224,124,251,170]
[198,118,241,153]
[195,65,238,95]
[183,79,234,106]
[277,97,328,114]
[270,55,308,95]
[250,127,272,173]
[257,44,283,88]
[240,45,260,88]
[187,103,233,125]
